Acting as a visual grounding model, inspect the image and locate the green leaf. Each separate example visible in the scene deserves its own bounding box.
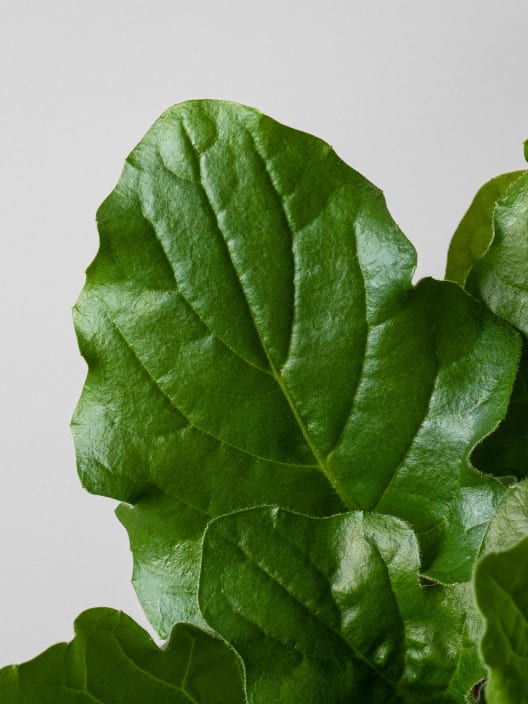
[475,535,528,703]
[464,173,528,481]
[446,166,528,479]
[0,608,245,703]
[199,507,484,704]
[480,479,528,555]
[466,171,528,335]
[73,100,520,635]
[445,171,524,286]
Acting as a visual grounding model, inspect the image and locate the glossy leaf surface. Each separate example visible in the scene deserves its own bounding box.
[445,171,524,286]
[73,101,520,635]
[466,172,528,335]
[0,609,245,703]
[446,166,528,479]
[475,536,528,704]
[199,507,483,704]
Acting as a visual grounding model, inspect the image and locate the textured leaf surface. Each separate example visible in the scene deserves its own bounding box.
[199,507,483,704]
[73,100,520,634]
[445,171,524,285]
[481,480,528,555]
[446,167,528,479]
[475,536,528,704]
[0,609,245,703]
[467,172,528,335]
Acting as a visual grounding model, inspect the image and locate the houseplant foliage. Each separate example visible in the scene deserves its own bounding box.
[2,101,528,702]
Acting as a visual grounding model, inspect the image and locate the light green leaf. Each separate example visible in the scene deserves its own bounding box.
[481,479,528,555]
[0,608,245,704]
[475,535,528,703]
[199,507,484,704]
[73,100,520,635]
[445,171,524,286]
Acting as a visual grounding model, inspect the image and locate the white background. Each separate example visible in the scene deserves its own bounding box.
[1,0,527,666]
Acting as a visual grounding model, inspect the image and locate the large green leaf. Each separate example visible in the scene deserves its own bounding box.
[199,507,484,704]
[0,608,245,703]
[475,535,528,703]
[445,171,524,286]
[73,100,520,635]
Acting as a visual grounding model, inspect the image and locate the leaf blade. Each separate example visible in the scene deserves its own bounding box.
[0,609,245,704]
[199,507,484,704]
[475,535,528,704]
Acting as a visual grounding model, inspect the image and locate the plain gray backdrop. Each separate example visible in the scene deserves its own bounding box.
[1,0,527,666]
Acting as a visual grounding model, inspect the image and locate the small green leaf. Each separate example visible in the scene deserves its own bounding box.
[445,171,524,286]
[446,165,528,479]
[0,609,245,703]
[466,172,528,335]
[199,507,483,704]
[475,535,528,703]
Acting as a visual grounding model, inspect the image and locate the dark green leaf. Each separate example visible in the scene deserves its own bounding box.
[199,507,483,704]
[73,101,520,636]
[475,535,528,703]
[472,344,528,480]
[0,608,245,703]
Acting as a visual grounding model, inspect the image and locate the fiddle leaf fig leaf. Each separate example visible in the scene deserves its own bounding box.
[0,608,246,703]
[445,171,524,286]
[475,535,528,703]
[73,100,520,637]
[446,165,528,480]
[466,171,528,336]
[198,507,484,704]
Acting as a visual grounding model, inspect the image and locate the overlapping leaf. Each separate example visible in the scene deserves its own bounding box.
[475,535,528,703]
[199,507,484,704]
[480,480,528,555]
[446,165,528,479]
[72,100,520,635]
[465,171,528,335]
[445,171,524,286]
[0,609,245,703]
